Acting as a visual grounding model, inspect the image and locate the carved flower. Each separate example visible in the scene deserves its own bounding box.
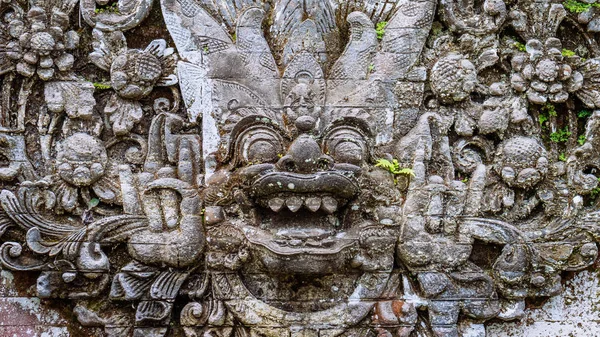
[430,53,478,104]
[2,1,79,80]
[510,38,583,105]
[53,133,120,213]
[493,136,548,189]
[90,30,178,136]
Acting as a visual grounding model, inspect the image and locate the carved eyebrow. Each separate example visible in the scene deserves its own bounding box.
[224,116,289,163]
[323,116,373,139]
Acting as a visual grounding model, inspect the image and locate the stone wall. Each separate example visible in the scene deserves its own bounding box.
[3,268,600,336]
[1,0,600,336]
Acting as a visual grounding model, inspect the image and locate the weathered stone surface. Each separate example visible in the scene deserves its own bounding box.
[2,0,600,336]
[487,270,600,336]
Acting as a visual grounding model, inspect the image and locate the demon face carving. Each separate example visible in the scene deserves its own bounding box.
[2,0,600,337]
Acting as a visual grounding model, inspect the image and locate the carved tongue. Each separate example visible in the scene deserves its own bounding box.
[286,196,303,212]
[321,197,338,214]
[268,198,285,212]
[305,197,322,212]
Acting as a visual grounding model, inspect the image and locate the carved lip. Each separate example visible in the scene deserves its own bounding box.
[250,171,360,199]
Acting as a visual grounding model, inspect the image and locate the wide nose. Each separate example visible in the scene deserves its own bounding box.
[276,135,333,173]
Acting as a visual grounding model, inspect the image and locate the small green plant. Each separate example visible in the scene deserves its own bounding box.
[543,103,557,117]
[94,1,120,14]
[232,33,237,42]
[563,0,600,13]
[514,41,527,52]
[539,103,558,128]
[550,126,571,143]
[203,45,209,53]
[578,109,592,118]
[578,134,587,145]
[376,22,388,40]
[559,152,567,162]
[88,198,100,208]
[93,82,111,90]
[539,114,548,127]
[538,103,556,127]
[562,49,577,57]
[591,178,600,199]
[368,63,375,73]
[375,158,415,184]
[456,173,469,183]
[539,113,548,126]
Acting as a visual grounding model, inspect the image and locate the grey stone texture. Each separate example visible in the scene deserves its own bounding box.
[1,0,600,336]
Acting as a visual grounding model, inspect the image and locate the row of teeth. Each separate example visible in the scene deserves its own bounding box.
[274,238,336,248]
[267,196,339,214]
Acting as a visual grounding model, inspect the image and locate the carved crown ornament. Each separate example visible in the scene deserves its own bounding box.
[0,0,600,336]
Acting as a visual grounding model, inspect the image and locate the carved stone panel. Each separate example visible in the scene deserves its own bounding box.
[1,0,600,336]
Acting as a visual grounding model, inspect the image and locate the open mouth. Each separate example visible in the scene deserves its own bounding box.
[272,228,337,248]
[237,168,362,257]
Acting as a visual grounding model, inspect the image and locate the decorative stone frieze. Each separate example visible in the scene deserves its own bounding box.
[1,0,600,336]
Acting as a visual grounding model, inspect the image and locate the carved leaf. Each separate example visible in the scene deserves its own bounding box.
[90,29,128,71]
[104,94,143,136]
[161,0,234,57]
[329,12,377,81]
[235,7,279,79]
[373,0,436,80]
[271,0,337,38]
[0,190,80,237]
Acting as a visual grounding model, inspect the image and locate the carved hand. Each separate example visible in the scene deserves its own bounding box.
[120,114,205,268]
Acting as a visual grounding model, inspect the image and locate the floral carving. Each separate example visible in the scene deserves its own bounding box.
[52,133,120,213]
[91,31,178,135]
[3,0,79,80]
[510,38,582,104]
[0,0,599,337]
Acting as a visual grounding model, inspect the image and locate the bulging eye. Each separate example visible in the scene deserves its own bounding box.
[333,141,364,164]
[236,126,284,165]
[323,127,368,166]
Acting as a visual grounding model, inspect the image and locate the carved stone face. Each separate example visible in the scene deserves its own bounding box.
[286,82,316,117]
[3,0,600,335]
[56,133,108,187]
[206,113,392,276]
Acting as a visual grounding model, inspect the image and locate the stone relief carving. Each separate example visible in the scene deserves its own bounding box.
[1,0,600,336]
